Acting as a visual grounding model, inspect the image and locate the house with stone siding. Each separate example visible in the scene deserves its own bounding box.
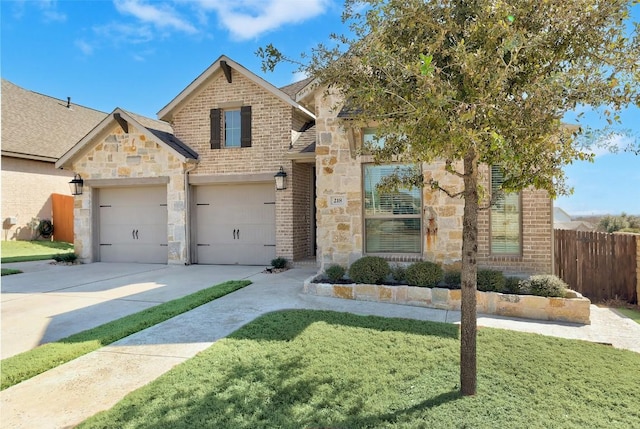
[56,56,316,265]
[55,55,552,274]
[309,86,553,276]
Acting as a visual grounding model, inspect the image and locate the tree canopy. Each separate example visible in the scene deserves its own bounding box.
[259,0,639,396]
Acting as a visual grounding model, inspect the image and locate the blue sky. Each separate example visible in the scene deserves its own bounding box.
[2,0,638,216]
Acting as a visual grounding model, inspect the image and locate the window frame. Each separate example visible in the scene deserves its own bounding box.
[362,163,423,256]
[489,166,523,256]
[223,109,241,148]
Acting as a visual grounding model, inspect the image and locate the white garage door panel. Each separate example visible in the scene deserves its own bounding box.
[99,187,168,263]
[196,183,276,265]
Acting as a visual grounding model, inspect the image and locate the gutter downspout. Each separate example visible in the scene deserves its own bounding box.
[184,162,198,265]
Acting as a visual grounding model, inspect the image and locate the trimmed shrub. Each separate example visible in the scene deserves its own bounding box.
[521,275,568,298]
[53,253,77,263]
[443,269,461,289]
[348,256,390,284]
[325,264,346,283]
[504,276,523,294]
[390,264,407,283]
[406,261,443,287]
[477,269,506,292]
[271,257,288,269]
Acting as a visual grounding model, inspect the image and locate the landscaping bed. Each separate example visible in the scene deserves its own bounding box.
[304,278,590,324]
[309,256,591,324]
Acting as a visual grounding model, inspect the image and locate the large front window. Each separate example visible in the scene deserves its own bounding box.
[364,164,422,254]
[490,165,521,254]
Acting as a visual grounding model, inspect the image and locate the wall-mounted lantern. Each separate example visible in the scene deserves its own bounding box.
[274,166,288,191]
[69,174,84,196]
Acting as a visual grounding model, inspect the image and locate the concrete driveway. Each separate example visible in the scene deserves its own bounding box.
[1,261,267,359]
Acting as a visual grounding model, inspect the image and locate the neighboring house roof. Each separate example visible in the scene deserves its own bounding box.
[56,108,198,169]
[1,79,107,162]
[555,221,596,231]
[553,207,573,223]
[157,55,315,122]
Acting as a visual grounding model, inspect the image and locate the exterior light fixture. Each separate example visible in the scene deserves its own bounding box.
[69,174,84,196]
[274,166,287,191]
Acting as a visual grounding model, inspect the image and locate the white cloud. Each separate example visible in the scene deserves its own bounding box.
[292,70,309,83]
[113,0,197,34]
[194,0,330,40]
[585,133,634,158]
[75,40,94,55]
[93,22,155,44]
[38,0,67,22]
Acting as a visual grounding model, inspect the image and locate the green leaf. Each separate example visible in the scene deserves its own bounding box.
[419,53,434,76]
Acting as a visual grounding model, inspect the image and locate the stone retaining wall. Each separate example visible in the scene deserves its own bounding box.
[304,278,591,324]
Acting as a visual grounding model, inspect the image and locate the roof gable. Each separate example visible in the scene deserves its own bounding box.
[157,55,315,122]
[1,79,107,161]
[56,108,198,169]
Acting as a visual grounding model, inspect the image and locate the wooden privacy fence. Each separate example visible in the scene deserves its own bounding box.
[554,229,638,304]
[52,193,74,244]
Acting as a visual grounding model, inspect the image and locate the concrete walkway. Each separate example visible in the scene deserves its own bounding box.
[1,263,639,429]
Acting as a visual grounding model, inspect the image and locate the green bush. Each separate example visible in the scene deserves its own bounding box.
[406,261,443,288]
[390,264,407,283]
[53,253,77,263]
[504,276,523,294]
[521,275,568,298]
[271,257,288,269]
[443,270,461,289]
[477,269,505,292]
[325,264,346,283]
[348,256,390,284]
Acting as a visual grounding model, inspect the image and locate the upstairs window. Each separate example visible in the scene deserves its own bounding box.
[224,110,241,147]
[490,165,521,255]
[363,164,422,254]
[210,106,252,149]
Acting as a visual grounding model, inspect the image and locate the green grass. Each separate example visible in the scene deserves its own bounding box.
[0,280,251,390]
[79,310,640,429]
[1,240,74,263]
[616,307,640,324]
[1,268,22,276]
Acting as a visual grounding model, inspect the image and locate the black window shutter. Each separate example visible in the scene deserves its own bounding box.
[240,105,252,147]
[210,108,221,149]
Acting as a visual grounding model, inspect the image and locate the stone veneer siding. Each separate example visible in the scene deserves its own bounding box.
[1,156,74,240]
[169,69,313,261]
[315,89,552,275]
[71,122,188,264]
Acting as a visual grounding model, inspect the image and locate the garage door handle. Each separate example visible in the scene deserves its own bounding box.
[135,230,139,240]
[233,229,236,240]
[237,229,240,240]
[132,229,135,239]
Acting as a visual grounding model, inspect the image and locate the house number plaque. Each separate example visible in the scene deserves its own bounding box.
[329,196,346,207]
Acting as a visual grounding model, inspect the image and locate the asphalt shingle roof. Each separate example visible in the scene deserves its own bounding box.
[123,110,198,160]
[279,77,314,99]
[1,79,107,160]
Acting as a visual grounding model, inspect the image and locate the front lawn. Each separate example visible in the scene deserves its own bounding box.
[1,240,74,263]
[1,268,22,276]
[79,310,640,429]
[1,280,251,390]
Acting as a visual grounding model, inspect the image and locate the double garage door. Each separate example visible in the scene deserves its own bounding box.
[97,183,275,265]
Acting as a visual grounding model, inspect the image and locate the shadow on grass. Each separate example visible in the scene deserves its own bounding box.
[80,310,461,429]
[228,309,460,342]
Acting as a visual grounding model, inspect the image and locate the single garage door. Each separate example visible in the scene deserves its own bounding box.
[98,186,168,263]
[195,183,276,265]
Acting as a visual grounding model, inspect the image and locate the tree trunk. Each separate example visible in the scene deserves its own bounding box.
[460,148,479,396]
